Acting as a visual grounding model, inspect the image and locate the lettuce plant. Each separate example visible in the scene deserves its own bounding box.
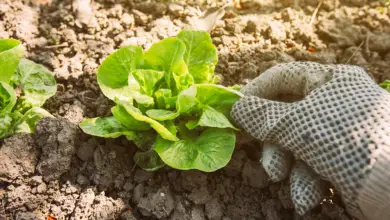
[0,39,56,139]
[80,30,243,172]
[380,80,390,92]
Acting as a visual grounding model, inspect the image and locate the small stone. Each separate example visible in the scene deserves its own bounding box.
[267,21,287,42]
[168,3,184,17]
[282,8,295,22]
[31,187,37,194]
[133,9,149,25]
[137,187,175,219]
[70,185,78,193]
[121,210,137,220]
[63,101,84,124]
[191,206,206,220]
[121,13,134,26]
[225,23,241,34]
[123,181,134,191]
[154,2,167,17]
[133,183,145,203]
[369,32,390,53]
[7,184,15,191]
[240,0,262,8]
[242,35,255,43]
[242,160,268,188]
[121,37,138,47]
[263,51,277,61]
[342,0,366,7]
[188,187,210,205]
[29,176,43,186]
[321,202,345,218]
[224,150,246,177]
[51,205,62,216]
[77,174,89,185]
[65,185,78,194]
[77,139,96,161]
[15,212,44,220]
[65,188,72,194]
[36,183,47,194]
[181,170,207,191]
[221,35,233,46]
[205,198,223,220]
[134,168,154,183]
[261,199,282,220]
[170,199,189,220]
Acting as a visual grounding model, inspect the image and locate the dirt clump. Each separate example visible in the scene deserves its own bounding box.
[0,134,38,182]
[35,118,79,182]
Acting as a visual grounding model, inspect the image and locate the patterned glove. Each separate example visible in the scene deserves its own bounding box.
[230,62,390,220]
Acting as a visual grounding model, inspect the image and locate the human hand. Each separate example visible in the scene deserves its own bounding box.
[231,62,390,220]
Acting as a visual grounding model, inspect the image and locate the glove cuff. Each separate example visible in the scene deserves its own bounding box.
[357,146,390,220]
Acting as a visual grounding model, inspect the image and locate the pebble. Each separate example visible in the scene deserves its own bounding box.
[168,3,184,17]
[133,183,145,203]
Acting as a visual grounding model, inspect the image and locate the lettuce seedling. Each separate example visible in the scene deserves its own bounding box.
[80,30,243,172]
[0,39,56,139]
[380,80,390,92]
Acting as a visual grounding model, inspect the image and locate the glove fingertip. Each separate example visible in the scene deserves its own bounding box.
[290,161,326,216]
[261,142,292,182]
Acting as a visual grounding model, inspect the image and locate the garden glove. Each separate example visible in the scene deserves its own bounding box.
[230,62,390,220]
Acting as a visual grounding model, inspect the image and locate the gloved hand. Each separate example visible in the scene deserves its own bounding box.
[230,62,390,220]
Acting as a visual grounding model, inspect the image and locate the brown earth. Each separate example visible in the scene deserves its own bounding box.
[0,0,389,219]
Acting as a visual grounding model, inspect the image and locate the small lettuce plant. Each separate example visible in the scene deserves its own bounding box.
[0,39,56,139]
[80,30,243,172]
[380,80,390,92]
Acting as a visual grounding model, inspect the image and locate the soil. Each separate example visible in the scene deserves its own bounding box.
[0,0,389,219]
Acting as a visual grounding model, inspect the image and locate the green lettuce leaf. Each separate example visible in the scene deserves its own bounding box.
[80,116,136,138]
[13,107,53,134]
[16,58,57,107]
[176,85,199,114]
[0,39,24,84]
[133,149,165,171]
[177,30,217,83]
[126,131,156,151]
[143,37,188,91]
[111,105,150,131]
[130,69,164,96]
[186,105,237,130]
[154,128,235,172]
[0,82,17,116]
[154,89,176,109]
[0,114,13,139]
[146,109,179,121]
[194,84,243,115]
[128,69,164,106]
[97,45,143,102]
[118,101,178,141]
[176,84,243,116]
[173,72,194,92]
[155,89,171,109]
[380,80,390,92]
